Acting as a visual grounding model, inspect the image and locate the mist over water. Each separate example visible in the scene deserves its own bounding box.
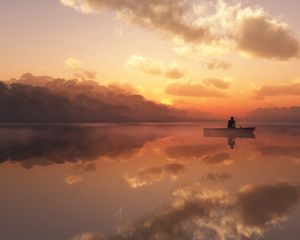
[1,123,300,240]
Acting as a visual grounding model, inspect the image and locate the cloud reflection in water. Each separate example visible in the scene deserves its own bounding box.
[71,181,300,240]
[125,163,186,188]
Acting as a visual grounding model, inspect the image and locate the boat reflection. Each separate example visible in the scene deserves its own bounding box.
[203,128,256,148]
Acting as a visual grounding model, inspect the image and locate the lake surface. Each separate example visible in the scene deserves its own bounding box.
[1,123,300,240]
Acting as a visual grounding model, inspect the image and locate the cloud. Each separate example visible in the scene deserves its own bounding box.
[246,106,300,122]
[195,1,300,60]
[125,55,162,76]
[60,0,209,43]
[65,58,83,69]
[165,81,227,98]
[65,58,97,81]
[125,163,185,188]
[73,70,97,81]
[107,82,142,95]
[204,77,231,89]
[164,63,185,79]
[61,0,300,60]
[236,14,300,60]
[125,55,185,79]
[200,60,231,70]
[2,73,212,123]
[253,82,300,99]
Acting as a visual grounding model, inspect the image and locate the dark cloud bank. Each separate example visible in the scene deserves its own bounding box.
[0,73,207,123]
[2,74,300,123]
[246,107,300,122]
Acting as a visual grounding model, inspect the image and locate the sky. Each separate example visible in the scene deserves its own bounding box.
[1,0,300,116]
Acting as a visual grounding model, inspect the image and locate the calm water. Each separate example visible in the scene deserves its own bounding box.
[1,123,300,240]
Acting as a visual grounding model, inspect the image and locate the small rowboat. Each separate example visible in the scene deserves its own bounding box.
[203,127,256,138]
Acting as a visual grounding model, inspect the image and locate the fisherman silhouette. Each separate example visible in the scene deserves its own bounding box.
[227,116,236,129]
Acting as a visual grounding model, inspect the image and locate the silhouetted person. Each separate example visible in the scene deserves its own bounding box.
[227,116,236,129]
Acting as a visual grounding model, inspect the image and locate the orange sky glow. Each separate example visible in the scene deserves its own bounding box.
[1,0,300,117]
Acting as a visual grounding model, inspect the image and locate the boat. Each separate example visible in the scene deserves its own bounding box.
[203,127,256,138]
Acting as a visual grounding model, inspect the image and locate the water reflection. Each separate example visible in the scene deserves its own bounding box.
[200,172,231,183]
[1,123,300,240]
[72,181,300,240]
[255,143,300,159]
[125,163,186,188]
[0,125,170,168]
[166,143,225,161]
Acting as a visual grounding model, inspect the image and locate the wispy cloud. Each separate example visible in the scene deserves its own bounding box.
[200,59,231,70]
[65,57,97,81]
[125,55,185,79]
[246,106,300,122]
[165,81,227,98]
[204,77,232,89]
[65,58,83,69]
[253,82,300,99]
